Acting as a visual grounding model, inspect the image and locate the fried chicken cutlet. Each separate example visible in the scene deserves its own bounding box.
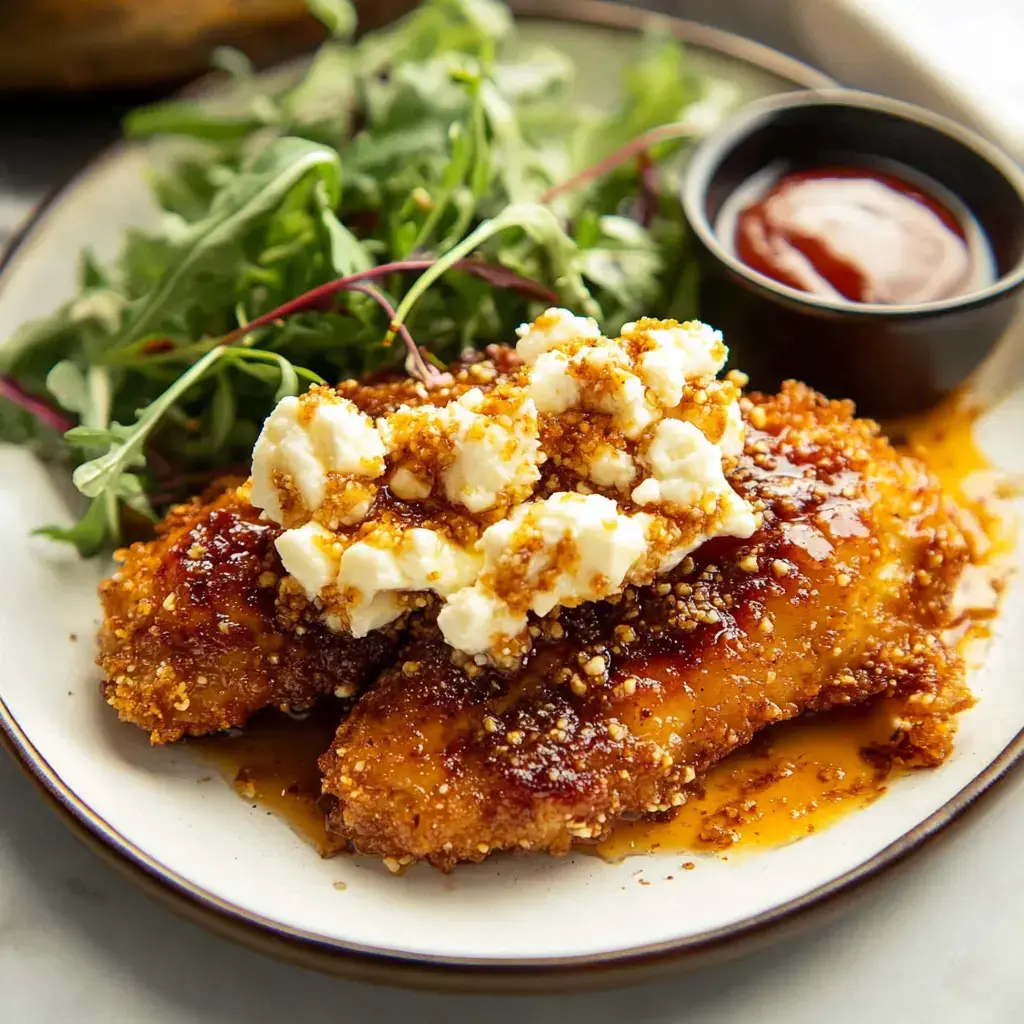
[321,383,973,870]
[97,355,522,744]
[99,486,399,743]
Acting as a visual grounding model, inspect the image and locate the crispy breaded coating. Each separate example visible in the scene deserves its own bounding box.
[97,352,521,745]
[98,487,398,743]
[320,383,973,870]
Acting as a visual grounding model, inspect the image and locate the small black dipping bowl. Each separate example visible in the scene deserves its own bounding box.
[681,88,1024,417]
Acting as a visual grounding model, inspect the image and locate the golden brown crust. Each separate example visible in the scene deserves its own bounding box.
[96,352,516,744]
[320,383,973,870]
[98,487,398,743]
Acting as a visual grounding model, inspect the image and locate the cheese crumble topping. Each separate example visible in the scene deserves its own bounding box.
[249,309,757,661]
[250,393,385,528]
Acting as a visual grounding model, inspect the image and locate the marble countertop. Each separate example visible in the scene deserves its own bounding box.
[3,2,1024,1020]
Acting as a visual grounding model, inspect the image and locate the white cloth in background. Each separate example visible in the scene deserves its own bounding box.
[793,0,1024,159]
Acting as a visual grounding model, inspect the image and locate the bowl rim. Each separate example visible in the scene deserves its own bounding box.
[682,87,1024,319]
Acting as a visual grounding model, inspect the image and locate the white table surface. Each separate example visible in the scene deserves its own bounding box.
[3,1,1024,1020]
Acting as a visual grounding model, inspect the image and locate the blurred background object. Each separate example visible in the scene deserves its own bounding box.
[0,0,415,91]
[791,0,1024,161]
[642,0,1024,161]
[0,0,1019,247]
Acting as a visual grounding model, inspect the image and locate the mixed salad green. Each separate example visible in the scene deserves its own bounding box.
[0,0,737,555]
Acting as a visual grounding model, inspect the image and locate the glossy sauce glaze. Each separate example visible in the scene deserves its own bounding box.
[595,699,897,860]
[195,399,1008,863]
[732,166,980,304]
[193,704,346,857]
[595,398,1011,862]
[899,398,1016,650]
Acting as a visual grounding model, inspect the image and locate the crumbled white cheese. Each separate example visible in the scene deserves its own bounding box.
[381,387,541,514]
[326,590,403,638]
[632,419,729,508]
[251,393,385,524]
[588,445,637,490]
[632,419,756,537]
[337,527,483,637]
[522,335,659,439]
[275,521,339,597]
[440,388,540,513]
[515,307,601,363]
[437,493,648,655]
[527,350,581,414]
[433,588,524,657]
[520,313,732,441]
[624,319,728,408]
[720,397,746,458]
[582,345,660,439]
[388,467,432,501]
[249,308,756,662]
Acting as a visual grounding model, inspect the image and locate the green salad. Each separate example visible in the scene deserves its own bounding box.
[0,0,737,555]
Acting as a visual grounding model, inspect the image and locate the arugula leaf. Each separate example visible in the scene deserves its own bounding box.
[272,354,301,402]
[114,137,342,349]
[125,102,264,141]
[33,498,112,558]
[211,47,256,81]
[208,372,236,452]
[114,473,157,521]
[574,215,663,324]
[388,202,598,341]
[282,44,356,139]
[447,0,512,41]
[584,33,703,164]
[80,251,109,290]
[72,346,228,499]
[491,46,573,102]
[307,0,357,40]
[64,424,135,449]
[4,0,726,555]
[45,361,90,415]
[316,182,373,276]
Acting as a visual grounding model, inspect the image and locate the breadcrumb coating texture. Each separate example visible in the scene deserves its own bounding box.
[320,382,972,869]
[98,487,399,743]
[97,364,974,872]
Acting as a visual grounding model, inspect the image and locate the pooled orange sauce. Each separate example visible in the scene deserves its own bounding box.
[902,400,991,496]
[192,704,345,856]
[596,701,897,861]
[900,396,1016,652]
[197,399,1010,863]
[900,397,1015,562]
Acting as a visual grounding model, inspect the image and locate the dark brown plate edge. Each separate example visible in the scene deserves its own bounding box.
[6,0,1019,996]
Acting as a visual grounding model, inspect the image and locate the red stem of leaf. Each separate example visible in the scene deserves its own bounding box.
[539,121,694,204]
[0,375,74,434]
[635,151,658,229]
[221,259,558,347]
[343,282,438,383]
[222,260,436,344]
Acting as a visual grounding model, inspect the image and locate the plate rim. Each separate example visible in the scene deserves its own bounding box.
[4,0,1020,994]
[5,687,1024,991]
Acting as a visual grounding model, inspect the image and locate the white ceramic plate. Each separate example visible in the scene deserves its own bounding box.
[1,4,1022,991]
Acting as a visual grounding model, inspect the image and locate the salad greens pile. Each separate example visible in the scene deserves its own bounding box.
[0,0,737,555]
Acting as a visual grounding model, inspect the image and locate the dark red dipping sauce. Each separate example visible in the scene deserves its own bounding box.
[735,166,974,304]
